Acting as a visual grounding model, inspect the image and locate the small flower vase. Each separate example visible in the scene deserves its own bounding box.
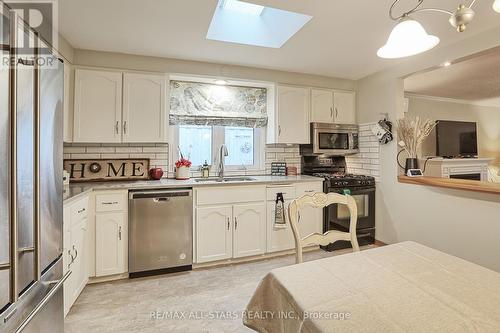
[175,166,190,180]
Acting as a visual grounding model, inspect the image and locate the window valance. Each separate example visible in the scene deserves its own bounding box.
[169,80,268,127]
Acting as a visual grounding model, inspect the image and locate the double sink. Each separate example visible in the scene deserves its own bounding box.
[194,177,256,183]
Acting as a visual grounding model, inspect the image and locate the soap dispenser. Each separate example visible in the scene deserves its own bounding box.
[201,160,210,178]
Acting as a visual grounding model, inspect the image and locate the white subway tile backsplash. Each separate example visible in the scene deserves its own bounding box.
[129,153,156,159]
[85,147,115,153]
[64,142,301,177]
[115,147,143,153]
[266,147,285,153]
[265,144,301,174]
[142,146,168,153]
[64,146,86,154]
[346,122,380,181]
[100,153,131,159]
[70,153,100,159]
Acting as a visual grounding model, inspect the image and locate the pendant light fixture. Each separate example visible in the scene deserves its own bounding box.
[494,0,500,13]
[377,17,439,58]
[378,0,499,59]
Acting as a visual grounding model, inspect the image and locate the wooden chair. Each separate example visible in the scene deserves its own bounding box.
[288,192,360,264]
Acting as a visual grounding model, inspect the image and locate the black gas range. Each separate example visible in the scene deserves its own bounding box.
[302,156,376,251]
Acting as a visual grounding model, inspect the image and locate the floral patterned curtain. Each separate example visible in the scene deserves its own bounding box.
[169,81,268,127]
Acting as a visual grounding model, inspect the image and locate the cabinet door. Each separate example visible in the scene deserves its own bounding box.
[266,200,295,253]
[333,91,356,124]
[196,206,232,263]
[233,203,266,258]
[63,206,72,317]
[295,183,324,237]
[73,69,122,143]
[65,218,88,315]
[311,88,334,123]
[277,85,310,144]
[122,73,167,143]
[95,212,127,276]
[72,219,88,300]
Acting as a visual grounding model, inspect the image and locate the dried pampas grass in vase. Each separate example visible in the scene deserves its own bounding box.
[397,116,437,172]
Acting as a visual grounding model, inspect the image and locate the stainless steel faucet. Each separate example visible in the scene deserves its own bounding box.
[218,144,229,179]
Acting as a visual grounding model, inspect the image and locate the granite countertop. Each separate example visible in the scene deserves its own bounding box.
[63,175,324,203]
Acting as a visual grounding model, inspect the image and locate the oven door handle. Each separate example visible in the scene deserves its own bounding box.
[330,187,375,195]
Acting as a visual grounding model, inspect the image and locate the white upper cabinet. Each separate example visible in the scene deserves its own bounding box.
[73,69,169,143]
[73,69,123,143]
[311,89,356,124]
[122,73,167,143]
[276,85,310,144]
[333,91,356,124]
[311,88,334,123]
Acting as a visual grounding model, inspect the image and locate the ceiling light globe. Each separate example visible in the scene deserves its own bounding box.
[493,0,500,13]
[377,18,440,59]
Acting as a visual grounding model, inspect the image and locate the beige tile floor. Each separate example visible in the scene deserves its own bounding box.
[65,246,376,333]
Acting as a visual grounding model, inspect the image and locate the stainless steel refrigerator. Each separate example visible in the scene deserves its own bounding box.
[0,4,66,333]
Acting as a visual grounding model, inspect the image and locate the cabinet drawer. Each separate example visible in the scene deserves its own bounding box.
[95,192,126,212]
[70,196,89,224]
[266,186,296,201]
[196,186,265,205]
[295,182,323,196]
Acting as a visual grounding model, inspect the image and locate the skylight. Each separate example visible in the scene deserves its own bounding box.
[222,0,264,16]
[207,0,312,48]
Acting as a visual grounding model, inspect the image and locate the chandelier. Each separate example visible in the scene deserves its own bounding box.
[378,0,500,59]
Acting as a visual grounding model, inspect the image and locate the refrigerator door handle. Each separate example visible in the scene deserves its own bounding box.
[14,270,71,333]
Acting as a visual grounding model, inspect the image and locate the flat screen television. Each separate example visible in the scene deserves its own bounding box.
[436,120,478,158]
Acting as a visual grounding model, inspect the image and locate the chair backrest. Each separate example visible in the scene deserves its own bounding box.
[288,192,360,264]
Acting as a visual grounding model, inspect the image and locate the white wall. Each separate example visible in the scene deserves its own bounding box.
[357,26,500,272]
[73,49,355,90]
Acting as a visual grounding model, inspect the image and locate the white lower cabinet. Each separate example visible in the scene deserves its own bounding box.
[63,195,89,317]
[95,212,127,276]
[295,182,324,238]
[195,186,267,263]
[266,182,323,253]
[266,200,295,253]
[94,190,128,277]
[196,206,233,263]
[195,183,323,263]
[233,203,266,258]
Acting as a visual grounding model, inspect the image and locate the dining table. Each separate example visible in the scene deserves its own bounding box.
[244,241,500,332]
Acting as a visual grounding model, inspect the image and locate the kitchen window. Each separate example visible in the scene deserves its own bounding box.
[169,79,269,173]
[174,125,264,171]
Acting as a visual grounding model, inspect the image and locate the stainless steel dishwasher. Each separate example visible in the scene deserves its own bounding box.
[129,189,193,277]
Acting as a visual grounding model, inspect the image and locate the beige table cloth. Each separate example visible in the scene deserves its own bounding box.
[244,242,500,332]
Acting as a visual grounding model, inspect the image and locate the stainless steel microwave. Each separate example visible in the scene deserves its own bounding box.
[300,123,359,156]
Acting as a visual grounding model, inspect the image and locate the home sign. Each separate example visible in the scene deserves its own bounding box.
[64,159,150,182]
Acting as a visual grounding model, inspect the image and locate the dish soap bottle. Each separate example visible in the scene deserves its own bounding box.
[201,160,210,178]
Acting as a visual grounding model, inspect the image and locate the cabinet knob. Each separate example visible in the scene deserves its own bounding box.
[118,226,122,240]
[115,121,119,134]
[234,217,238,230]
[227,217,230,231]
[335,107,339,119]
